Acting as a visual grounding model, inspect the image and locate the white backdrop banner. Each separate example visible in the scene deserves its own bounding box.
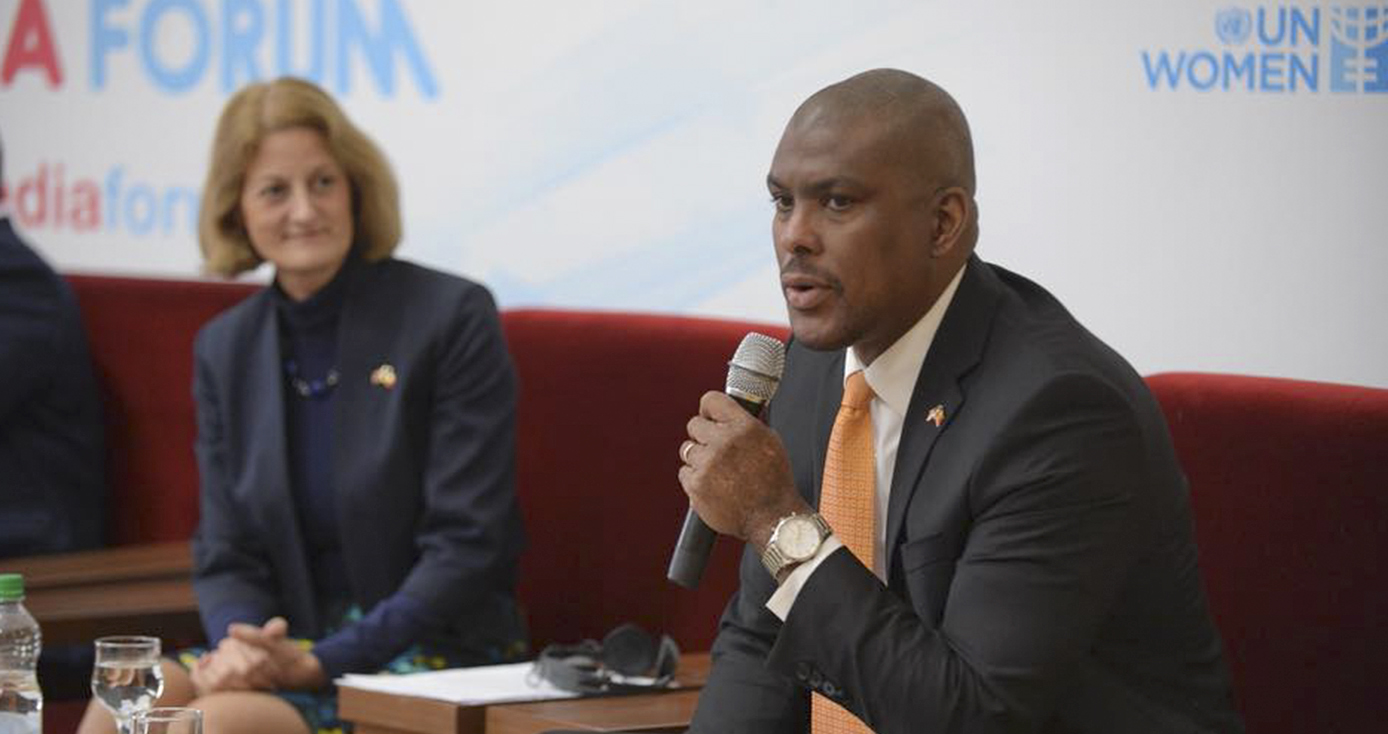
[2,0,1385,387]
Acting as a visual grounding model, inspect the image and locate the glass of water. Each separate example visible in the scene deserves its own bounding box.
[92,636,166,734]
[134,707,202,734]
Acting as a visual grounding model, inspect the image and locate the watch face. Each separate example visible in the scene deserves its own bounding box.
[777,516,821,560]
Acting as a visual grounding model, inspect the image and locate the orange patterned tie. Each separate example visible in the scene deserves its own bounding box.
[811,370,877,734]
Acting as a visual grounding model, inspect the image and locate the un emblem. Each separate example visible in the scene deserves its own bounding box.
[1215,7,1253,44]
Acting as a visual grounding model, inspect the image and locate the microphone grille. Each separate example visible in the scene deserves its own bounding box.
[726,332,786,404]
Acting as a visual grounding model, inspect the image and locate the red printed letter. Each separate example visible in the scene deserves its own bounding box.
[70,180,100,231]
[2,0,63,87]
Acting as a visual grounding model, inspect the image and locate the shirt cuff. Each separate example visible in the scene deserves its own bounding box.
[766,535,844,621]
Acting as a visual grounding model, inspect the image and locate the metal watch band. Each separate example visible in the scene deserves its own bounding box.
[760,513,832,578]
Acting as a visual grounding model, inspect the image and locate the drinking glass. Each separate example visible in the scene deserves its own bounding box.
[134,707,202,734]
[92,636,166,734]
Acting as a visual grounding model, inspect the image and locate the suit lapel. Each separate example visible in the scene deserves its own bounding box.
[883,258,1001,579]
[331,260,392,532]
[240,295,320,629]
[245,296,294,521]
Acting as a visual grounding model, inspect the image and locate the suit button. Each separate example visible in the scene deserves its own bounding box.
[822,682,839,697]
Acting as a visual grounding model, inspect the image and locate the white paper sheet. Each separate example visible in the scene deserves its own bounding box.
[337,661,580,706]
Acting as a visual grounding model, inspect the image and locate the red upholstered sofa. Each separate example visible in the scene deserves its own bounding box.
[66,275,257,547]
[502,309,787,650]
[33,275,1388,734]
[1145,373,1388,734]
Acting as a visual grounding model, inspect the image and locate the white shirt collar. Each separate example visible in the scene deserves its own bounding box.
[844,262,968,415]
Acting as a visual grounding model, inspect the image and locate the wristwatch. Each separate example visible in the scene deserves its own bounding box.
[761,513,832,580]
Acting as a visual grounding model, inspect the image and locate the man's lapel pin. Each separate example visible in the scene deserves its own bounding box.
[926,404,946,427]
[370,364,397,390]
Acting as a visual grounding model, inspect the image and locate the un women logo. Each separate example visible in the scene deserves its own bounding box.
[1329,5,1388,92]
[1216,7,1253,44]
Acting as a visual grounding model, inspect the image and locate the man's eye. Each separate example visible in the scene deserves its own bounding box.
[825,195,853,212]
[770,194,793,213]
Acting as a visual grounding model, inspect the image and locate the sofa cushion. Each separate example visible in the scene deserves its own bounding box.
[503,309,789,651]
[67,274,256,545]
[1147,372,1388,734]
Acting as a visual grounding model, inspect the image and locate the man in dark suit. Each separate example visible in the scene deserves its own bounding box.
[677,70,1243,733]
[0,137,105,558]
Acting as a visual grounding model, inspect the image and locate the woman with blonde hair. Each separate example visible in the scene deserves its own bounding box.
[79,77,526,734]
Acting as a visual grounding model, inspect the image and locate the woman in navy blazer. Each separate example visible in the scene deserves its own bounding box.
[78,78,525,734]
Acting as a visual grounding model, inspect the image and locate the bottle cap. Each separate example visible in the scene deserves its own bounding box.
[0,574,24,601]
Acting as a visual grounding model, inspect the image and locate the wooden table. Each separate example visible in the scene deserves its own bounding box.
[341,652,710,734]
[484,690,698,734]
[2,541,202,645]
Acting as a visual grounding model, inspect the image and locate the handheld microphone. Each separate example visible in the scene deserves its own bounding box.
[667,332,786,589]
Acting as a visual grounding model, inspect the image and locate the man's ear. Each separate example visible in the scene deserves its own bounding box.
[930,186,973,258]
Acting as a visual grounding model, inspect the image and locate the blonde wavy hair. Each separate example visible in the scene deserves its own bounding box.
[198,77,401,276]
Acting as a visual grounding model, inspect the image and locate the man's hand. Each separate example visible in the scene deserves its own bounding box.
[225,617,328,691]
[678,391,811,552]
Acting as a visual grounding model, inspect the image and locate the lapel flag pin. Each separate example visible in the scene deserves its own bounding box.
[370,364,397,390]
[926,404,946,427]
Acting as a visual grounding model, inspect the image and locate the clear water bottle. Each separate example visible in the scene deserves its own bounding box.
[0,574,41,734]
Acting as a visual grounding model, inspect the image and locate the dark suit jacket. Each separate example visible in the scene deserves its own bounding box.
[692,257,1243,734]
[191,257,524,658]
[0,217,105,558]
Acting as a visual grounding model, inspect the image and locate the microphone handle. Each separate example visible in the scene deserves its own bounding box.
[667,393,766,588]
[667,511,716,588]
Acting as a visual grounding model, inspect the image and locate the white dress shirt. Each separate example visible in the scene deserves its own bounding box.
[767,263,967,620]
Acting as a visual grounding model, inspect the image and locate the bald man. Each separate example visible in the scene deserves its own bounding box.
[677,70,1242,733]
